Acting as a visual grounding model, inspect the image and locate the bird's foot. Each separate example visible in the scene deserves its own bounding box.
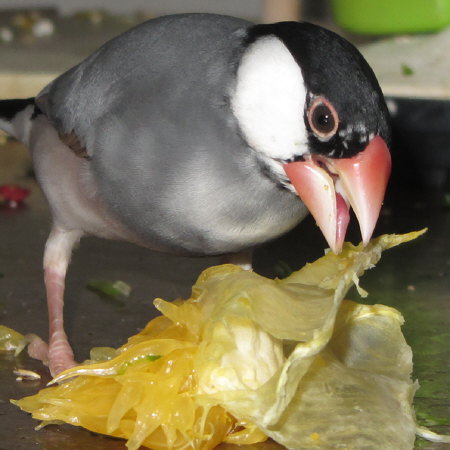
[27,333,49,365]
[27,332,77,377]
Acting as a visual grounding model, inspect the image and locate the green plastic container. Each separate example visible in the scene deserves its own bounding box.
[331,0,450,34]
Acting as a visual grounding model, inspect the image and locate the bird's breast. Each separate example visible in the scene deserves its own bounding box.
[93,135,307,255]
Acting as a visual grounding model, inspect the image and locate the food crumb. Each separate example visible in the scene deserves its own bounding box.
[310,432,320,441]
[14,369,41,381]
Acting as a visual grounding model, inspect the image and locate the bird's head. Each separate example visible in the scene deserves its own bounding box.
[231,21,391,253]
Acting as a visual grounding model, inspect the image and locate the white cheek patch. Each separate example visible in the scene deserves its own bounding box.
[231,36,308,161]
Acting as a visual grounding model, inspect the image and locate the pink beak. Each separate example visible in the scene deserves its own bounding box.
[283,136,391,254]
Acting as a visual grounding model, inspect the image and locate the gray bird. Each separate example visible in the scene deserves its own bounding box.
[0,14,391,376]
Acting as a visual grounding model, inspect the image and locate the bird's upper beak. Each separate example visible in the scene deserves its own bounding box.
[283,136,391,254]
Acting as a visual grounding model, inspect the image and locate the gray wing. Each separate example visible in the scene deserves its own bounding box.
[36,13,251,157]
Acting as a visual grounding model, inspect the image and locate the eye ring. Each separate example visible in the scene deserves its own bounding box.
[307,97,339,139]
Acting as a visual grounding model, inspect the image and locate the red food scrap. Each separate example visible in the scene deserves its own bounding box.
[0,184,30,208]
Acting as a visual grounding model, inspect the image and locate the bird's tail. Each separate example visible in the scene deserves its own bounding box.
[0,98,37,146]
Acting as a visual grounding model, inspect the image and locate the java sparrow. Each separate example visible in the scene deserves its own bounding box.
[0,14,391,375]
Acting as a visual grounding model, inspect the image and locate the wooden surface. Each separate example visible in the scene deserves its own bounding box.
[261,0,301,23]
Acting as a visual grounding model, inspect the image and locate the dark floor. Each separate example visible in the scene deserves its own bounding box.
[0,140,449,449]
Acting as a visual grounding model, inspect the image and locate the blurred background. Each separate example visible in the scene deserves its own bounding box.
[0,1,449,450]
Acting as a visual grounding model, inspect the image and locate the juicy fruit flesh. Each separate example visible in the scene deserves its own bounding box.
[14,310,267,450]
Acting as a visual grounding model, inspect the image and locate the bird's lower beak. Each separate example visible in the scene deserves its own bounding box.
[283,136,391,254]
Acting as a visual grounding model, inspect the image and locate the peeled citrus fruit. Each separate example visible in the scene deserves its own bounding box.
[15,230,450,449]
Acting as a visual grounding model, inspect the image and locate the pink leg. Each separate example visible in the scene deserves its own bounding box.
[28,227,82,376]
[44,265,76,375]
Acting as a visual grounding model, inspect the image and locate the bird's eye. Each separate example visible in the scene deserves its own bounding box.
[307,97,339,139]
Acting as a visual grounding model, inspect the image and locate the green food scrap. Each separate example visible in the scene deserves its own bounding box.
[416,409,450,427]
[87,280,131,305]
[401,63,414,76]
[415,436,430,448]
[117,354,162,375]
